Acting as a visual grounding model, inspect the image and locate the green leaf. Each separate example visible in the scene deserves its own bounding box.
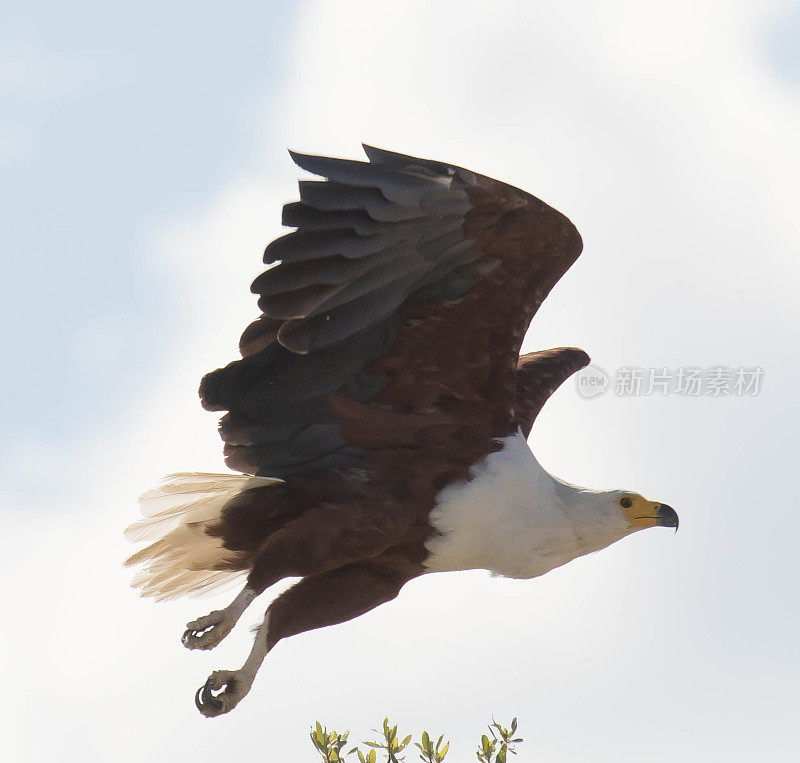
[368,750,376,763]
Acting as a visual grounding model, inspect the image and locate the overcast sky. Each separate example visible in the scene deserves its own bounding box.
[3,1,800,760]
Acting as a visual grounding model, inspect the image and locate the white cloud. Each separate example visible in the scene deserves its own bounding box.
[7,1,800,760]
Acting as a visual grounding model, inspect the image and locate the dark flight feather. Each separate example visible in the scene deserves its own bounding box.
[200,145,583,496]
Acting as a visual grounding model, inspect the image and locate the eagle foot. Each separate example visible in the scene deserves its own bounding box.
[182,610,235,651]
[194,670,253,718]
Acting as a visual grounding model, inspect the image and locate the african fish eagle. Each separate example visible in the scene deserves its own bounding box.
[125,146,678,717]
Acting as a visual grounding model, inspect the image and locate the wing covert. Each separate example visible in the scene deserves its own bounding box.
[200,146,584,477]
[514,348,591,437]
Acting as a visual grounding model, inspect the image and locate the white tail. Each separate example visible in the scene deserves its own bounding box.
[124,472,280,601]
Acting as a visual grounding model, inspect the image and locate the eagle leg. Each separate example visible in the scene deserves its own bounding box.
[245,505,406,593]
[182,585,257,651]
[194,562,411,717]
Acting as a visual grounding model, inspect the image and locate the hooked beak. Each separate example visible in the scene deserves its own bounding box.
[621,497,679,532]
[656,503,679,531]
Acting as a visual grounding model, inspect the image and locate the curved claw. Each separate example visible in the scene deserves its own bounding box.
[182,626,216,650]
[194,670,252,718]
[195,680,225,717]
[182,611,232,651]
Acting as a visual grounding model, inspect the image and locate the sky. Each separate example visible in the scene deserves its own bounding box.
[2,1,800,760]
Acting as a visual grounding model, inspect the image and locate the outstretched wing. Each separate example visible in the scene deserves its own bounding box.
[200,146,583,477]
[515,348,590,438]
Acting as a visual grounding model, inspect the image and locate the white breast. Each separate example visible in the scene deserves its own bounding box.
[424,430,615,579]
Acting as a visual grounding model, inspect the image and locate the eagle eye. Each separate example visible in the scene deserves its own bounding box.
[619,497,633,509]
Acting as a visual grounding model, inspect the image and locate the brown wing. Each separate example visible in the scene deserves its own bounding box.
[515,348,590,438]
[200,146,583,477]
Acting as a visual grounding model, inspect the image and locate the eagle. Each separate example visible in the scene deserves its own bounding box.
[125,146,678,717]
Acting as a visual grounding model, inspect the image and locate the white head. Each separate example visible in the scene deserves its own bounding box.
[550,479,679,561]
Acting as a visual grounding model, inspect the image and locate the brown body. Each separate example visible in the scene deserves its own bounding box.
[127,147,591,715]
